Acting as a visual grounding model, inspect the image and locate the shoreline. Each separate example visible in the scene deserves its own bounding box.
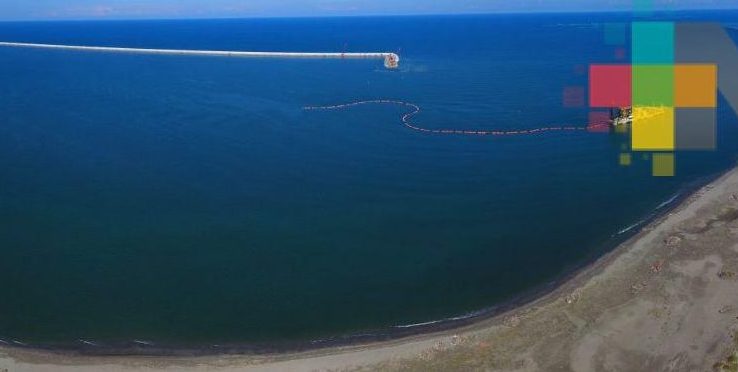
[0,169,712,356]
[3,165,738,370]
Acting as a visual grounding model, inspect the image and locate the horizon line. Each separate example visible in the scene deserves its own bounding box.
[2,7,738,23]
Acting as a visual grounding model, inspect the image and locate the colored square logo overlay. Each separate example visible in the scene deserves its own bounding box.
[589,65,631,107]
[633,65,674,107]
[588,21,719,177]
[653,153,675,177]
[632,22,674,64]
[675,65,717,107]
[632,107,674,151]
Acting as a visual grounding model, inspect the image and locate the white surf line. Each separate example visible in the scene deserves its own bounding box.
[0,41,400,69]
[393,319,443,328]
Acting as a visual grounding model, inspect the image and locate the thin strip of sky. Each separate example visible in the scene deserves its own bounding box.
[2,0,738,21]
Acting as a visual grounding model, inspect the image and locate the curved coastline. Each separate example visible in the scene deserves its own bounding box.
[0,164,730,362]
[5,164,738,370]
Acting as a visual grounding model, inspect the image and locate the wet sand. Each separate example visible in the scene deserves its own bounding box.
[4,166,738,371]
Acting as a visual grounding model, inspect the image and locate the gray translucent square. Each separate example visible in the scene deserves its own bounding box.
[675,108,716,150]
[676,23,738,116]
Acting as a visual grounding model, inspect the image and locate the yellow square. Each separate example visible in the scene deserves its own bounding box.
[652,153,674,176]
[619,153,632,166]
[632,107,674,151]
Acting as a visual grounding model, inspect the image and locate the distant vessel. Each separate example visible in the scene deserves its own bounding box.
[610,106,633,127]
[610,106,670,127]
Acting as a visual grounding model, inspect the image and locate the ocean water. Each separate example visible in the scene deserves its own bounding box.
[1,12,738,348]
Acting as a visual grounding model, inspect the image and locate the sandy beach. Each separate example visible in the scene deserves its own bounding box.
[4,165,738,371]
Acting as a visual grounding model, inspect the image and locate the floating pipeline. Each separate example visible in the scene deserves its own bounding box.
[304,100,612,136]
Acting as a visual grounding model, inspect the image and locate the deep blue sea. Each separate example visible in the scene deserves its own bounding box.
[1,12,738,348]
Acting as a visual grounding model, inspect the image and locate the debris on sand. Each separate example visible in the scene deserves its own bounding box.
[503,315,521,328]
[650,260,664,274]
[718,305,734,314]
[718,270,736,280]
[631,281,647,294]
[564,289,582,304]
[450,335,464,346]
[665,236,682,247]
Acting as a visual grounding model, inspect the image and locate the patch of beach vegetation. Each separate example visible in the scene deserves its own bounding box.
[714,351,738,372]
[714,332,738,372]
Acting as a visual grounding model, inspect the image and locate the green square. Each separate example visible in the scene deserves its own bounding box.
[632,22,674,64]
[633,65,674,106]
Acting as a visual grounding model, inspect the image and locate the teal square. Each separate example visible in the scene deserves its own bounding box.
[632,22,674,64]
[633,65,674,106]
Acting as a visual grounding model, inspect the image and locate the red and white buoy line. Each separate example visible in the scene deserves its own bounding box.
[304,100,611,136]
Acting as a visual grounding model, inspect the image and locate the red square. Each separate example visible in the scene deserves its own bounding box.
[589,65,632,108]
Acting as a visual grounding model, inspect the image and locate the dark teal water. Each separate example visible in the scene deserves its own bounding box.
[1,12,738,348]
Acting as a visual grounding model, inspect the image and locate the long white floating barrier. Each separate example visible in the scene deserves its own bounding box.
[0,41,400,69]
